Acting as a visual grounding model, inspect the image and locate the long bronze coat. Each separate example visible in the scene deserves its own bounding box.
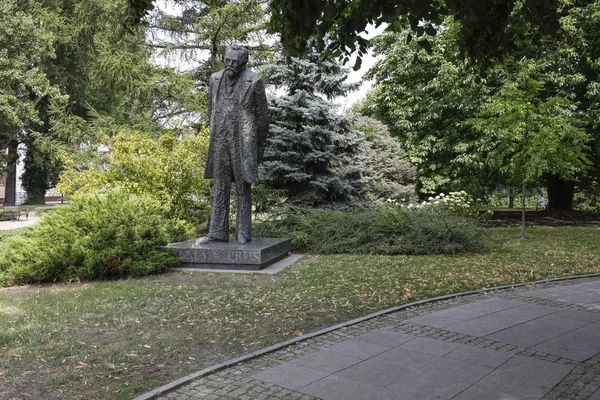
[204,68,269,184]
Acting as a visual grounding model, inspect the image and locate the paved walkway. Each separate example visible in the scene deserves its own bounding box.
[0,215,40,230]
[146,277,600,400]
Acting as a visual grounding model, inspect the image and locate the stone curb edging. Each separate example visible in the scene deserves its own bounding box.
[133,272,600,400]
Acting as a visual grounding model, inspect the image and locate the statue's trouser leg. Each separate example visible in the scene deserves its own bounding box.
[208,175,231,241]
[236,181,252,242]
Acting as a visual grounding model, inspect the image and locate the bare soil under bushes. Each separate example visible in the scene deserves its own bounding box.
[486,210,600,227]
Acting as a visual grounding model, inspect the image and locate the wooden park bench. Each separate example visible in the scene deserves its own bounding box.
[1,205,29,221]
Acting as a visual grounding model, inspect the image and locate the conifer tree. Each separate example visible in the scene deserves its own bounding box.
[261,47,367,208]
[352,116,417,204]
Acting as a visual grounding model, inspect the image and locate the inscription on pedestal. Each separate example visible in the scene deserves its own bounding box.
[168,238,292,270]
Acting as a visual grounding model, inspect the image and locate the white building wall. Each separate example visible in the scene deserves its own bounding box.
[16,143,26,204]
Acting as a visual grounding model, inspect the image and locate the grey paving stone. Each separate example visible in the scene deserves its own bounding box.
[429,298,525,321]
[299,375,397,400]
[452,384,539,400]
[404,314,464,328]
[527,287,571,300]
[464,298,527,312]
[396,337,462,356]
[352,329,416,347]
[492,303,560,322]
[590,388,600,400]
[534,314,592,329]
[485,320,574,348]
[575,322,600,338]
[335,358,412,387]
[251,363,330,390]
[289,350,362,373]
[325,339,390,359]
[560,293,600,305]
[475,355,573,398]
[386,358,493,400]
[445,314,522,336]
[370,348,442,370]
[533,330,600,362]
[529,284,600,305]
[444,345,513,368]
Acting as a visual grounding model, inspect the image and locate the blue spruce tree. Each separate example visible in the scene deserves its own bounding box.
[261,48,367,208]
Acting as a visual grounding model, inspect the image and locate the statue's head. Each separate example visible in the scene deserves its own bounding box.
[224,45,249,78]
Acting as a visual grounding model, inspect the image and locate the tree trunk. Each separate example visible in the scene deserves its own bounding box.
[521,181,526,239]
[508,186,515,208]
[3,139,18,206]
[546,176,574,211]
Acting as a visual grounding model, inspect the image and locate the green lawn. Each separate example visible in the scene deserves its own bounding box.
[1,227,599,399]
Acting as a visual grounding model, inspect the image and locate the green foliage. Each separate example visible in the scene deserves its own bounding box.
[255,206,486,255]
[261,48,368,208]
[487,185,546,209]
[150,0,271,83]
[251,183,288,216]
[0,228,27,242]
[574,181,600,212]
[364,23,491,194]
[57,130,211,223]
[267,0,564,68]
[21,137,63,205]
[366,5,600,207]
[465,59,591,186]
[352,116,417,203]
[123,0,566,67]
[0,0,61,182]
[34,205,68,216]
[0,190,195,287]
[1,0,205,204]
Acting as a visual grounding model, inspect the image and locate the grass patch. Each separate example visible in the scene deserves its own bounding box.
[0,227,599,399]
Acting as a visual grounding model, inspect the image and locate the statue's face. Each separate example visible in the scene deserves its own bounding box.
[224,49,246,78]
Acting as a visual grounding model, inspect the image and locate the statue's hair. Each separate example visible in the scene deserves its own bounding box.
[226,44,249,64]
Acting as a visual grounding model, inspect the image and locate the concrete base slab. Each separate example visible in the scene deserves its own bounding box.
[169,253,304,274]
[168,237,292,270]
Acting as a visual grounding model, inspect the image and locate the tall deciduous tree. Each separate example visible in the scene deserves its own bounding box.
[365,2,600,208]
[120,0,566,69]
[267,0,563,67]
[1,0,203,204]
[0,0,61,205]
[466,59,590,226]
[261,48,367,207]
[362,22,492,195]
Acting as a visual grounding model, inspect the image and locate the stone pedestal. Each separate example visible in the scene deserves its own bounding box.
[168,238,292,270]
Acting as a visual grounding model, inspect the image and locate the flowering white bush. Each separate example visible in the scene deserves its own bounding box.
[404,191,489,220]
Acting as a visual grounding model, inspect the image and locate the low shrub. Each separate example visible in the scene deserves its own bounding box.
[34,205,68,216]
[254,205,487,255]
[0,228,27,242]
[0,190,195,287]
[57,130,211,224]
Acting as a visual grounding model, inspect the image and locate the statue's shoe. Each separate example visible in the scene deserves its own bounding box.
[195,236,228,245]
[237,237,252,245]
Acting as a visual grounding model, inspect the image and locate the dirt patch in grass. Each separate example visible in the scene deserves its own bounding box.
[486,210,600,227]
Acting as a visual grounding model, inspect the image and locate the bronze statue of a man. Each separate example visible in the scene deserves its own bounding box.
[199,44,269,244]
